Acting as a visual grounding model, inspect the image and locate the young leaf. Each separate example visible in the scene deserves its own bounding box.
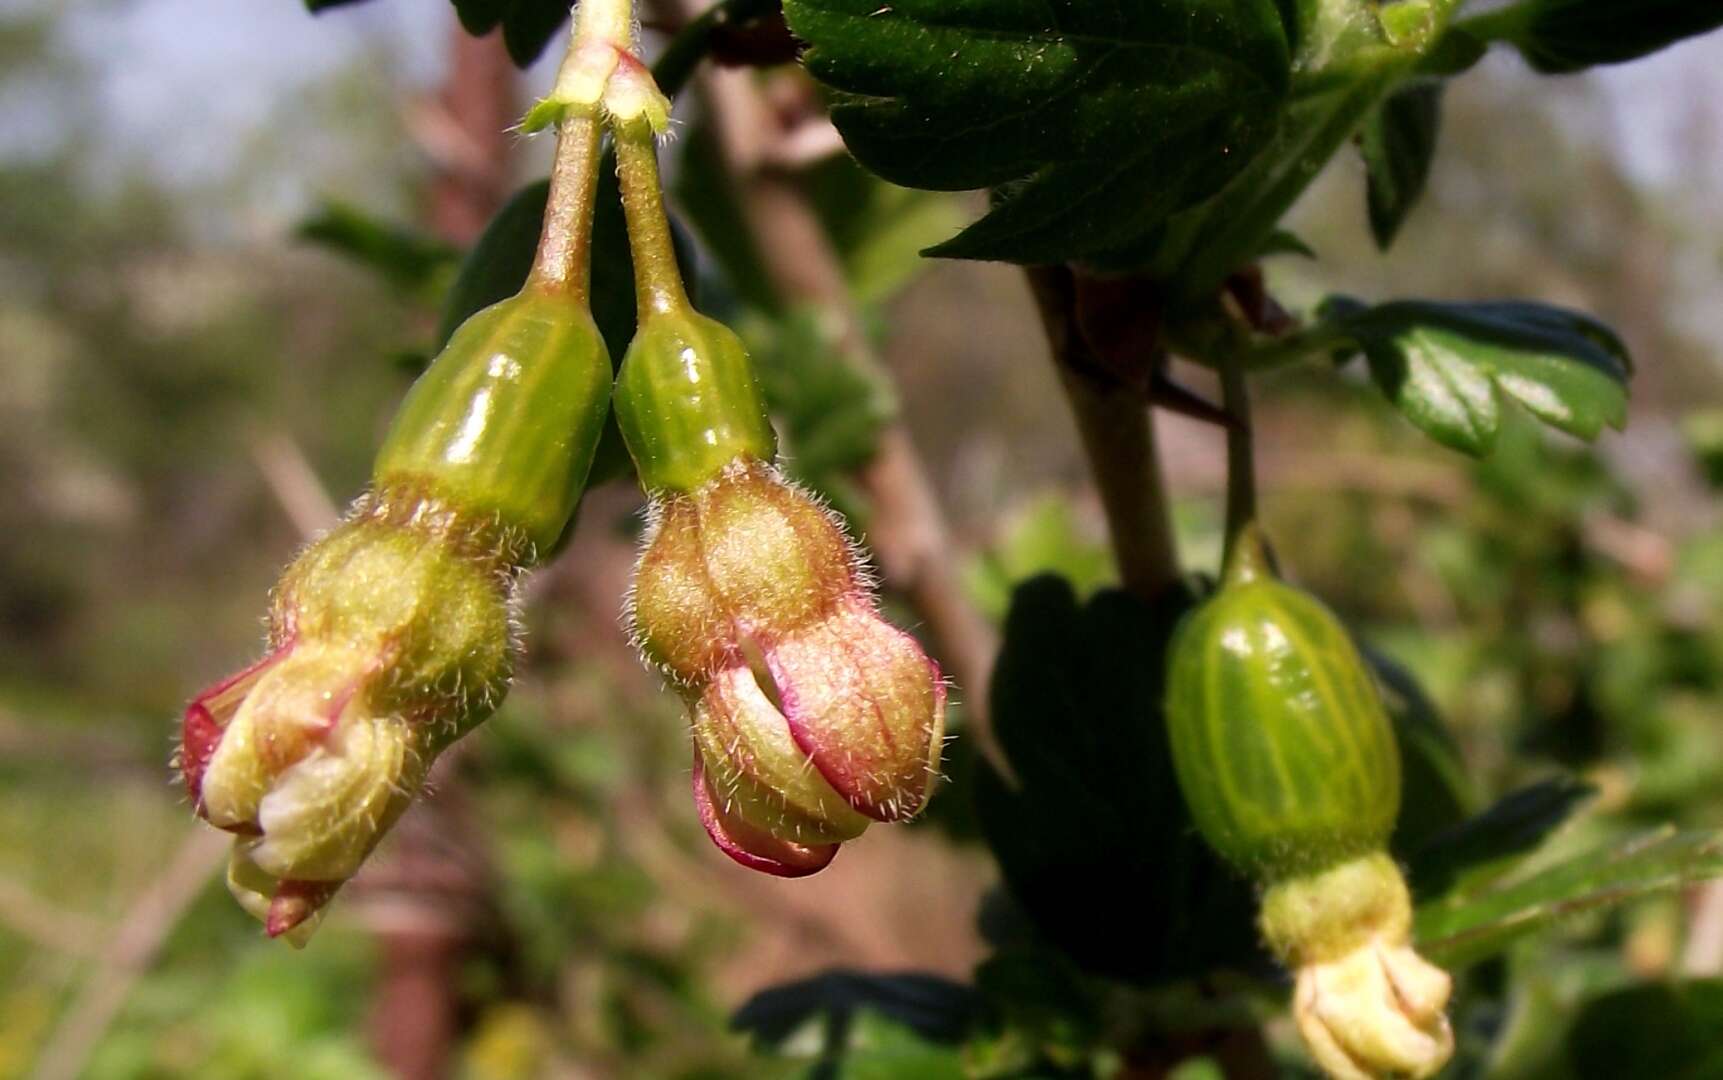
[1324,298,1632,456]
[782,0,1292,265]
[1463,0,1723,75]
[1415,827,1723,969]
[1407,775,1596,901]
[1359,81,1442,250]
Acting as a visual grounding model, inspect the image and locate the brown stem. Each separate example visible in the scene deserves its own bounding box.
[1026,265,1180,603]
[669,48,1003,764]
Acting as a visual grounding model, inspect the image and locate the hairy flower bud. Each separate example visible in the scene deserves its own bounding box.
[179,486,520,943]
[1262,854,1454,1080]
[629,459,945,875]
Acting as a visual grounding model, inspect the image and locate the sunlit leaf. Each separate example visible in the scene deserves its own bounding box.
[783,0,1292,265]
[1416,827,1723,968]
[1324,297,1632,456]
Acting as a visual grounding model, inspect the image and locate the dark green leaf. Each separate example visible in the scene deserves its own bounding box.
[304,0,371,10]
[732,971,978,1050]
[434,180,550,350]
[1324,298,1632,456]
[296,201,458,296]
[973,948,1103,1063]
[974,577,1262,983]
[1464,0,1723,75]
[435,170,698,363]
[1362,646,1475,858]
[1359,81,1441,250]
[1145,59,1403,300]
[1407,776,1596,901]
[783,0,1292,265]
[1566,981,1723,1080]
[1255,228,1317,260]
[450,0,570,67]
[1415,827,1723,969]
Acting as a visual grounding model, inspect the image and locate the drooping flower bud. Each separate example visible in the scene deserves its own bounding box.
[630,460,946,875]
[181,486,520,943]
[1164,527,1452,1079]
[602,101,945,874]
[1262,855,1454,1080]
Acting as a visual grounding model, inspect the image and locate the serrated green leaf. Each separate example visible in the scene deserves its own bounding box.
[974,577,1263,983]
[296,201,458,297]
[1415,827,1723,969]
[783,0,1292,265]
[1566,981,1723,1080]
[1326,298,1632,455]
[1461,0,1723,75]
[1359,80,1441,250]
[1146,56,1405,300]
[1407,775,1596,902]
[450,0,569,67]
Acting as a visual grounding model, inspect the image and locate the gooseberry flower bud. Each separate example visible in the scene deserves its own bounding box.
[1262,855,1454,1080]
[181,486,519,944]
[603,107,944,874]
[630,460,946,875]
[1165,527,1452,1079]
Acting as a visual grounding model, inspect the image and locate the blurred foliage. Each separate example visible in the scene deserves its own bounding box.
[4,4,1723,1080]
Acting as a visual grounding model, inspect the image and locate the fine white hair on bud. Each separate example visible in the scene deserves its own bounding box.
[626,456,946,875]
[179,485,523,944]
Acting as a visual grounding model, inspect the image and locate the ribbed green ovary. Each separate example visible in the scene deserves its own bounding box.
[373,288,612,556]
[1166,578,1401,884]
[613,310,777,493]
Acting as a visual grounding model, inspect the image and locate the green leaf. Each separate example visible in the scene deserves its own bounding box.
[1146,55,1405,300]
[434,181,550,350]
[1415,827,1723,969]
[296,201,458,297]
[1256,228,1317,260]
[748,307,894,515]
[1325,298,1632,456]
[974,577,1262,983]
[782,0,1292,265]
[1566,981,1723,1080]
[732,972,977,1061]
[1407,776,1596,901]
[1363,646,1475,857]
[450,0,570,67]
[1462,0,1723,75]
[304,0,371,10]
[1359,80,1441,250]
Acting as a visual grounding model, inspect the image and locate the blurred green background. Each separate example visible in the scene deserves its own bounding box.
[2,2,1722,1078]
